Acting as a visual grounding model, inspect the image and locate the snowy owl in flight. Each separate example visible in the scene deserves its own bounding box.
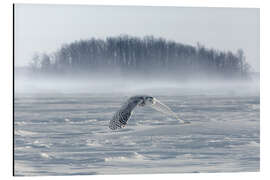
[109,95,189,130]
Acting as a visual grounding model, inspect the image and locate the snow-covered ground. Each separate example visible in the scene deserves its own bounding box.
[14,90,259,176]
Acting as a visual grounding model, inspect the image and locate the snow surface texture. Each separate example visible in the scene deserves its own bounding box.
[14,91,259,176]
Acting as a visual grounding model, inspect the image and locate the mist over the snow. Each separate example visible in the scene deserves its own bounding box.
[15,68,259,96]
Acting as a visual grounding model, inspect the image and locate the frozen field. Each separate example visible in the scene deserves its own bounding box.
[14,90,260,176]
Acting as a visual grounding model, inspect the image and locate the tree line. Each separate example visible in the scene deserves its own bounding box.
[29,35,251,80]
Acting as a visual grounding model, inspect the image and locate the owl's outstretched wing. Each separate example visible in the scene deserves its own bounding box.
[109,96,143,130]
[151,98,188,124]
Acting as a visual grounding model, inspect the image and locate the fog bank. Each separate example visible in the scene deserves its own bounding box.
[15,71,259,96]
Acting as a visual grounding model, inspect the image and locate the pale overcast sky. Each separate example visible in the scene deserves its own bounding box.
[15,4,260,71]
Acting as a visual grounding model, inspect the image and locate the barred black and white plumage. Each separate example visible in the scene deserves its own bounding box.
[109,96,144,130]
[109,95,189,130]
